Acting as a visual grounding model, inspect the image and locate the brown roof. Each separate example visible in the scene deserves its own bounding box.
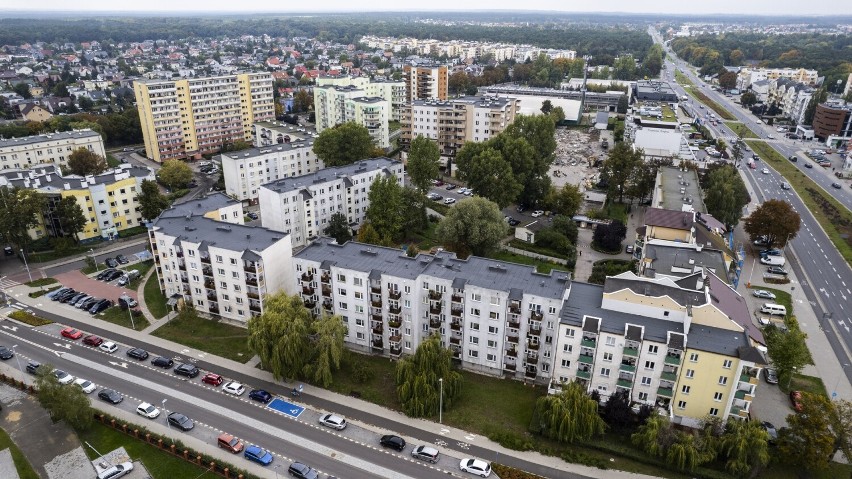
[644,207,694,231]
[706,272,765,346]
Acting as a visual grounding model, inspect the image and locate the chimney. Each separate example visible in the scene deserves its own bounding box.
[63,182,70,190]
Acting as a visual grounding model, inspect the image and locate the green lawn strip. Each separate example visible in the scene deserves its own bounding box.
[429,202,451,216]
[0,426,40,479]
[489,250,565,274]
[761,460,852,479]
[724,121,758,139]
[152,314,251,363]
[691,89,736,120]
[117,225,149,239]
[96,306,151,331]
[507,239,572,260]
[143,273,169,319]
[121,260,154,290]
[589,259,636,284]
[28,285,62,298]
[746,286,792,315]
[25,277,58,287]
[8,310,53,326]
[674,70,694,87]
[404,220,440,251]
[747,140,852,266]
[31,246,91,263]
[779,372,828,398]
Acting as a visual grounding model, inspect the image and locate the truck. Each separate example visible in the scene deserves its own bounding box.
[747,158,756,169]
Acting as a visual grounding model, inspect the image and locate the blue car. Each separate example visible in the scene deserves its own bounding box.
[244,445,273,466]
[249,389,273,403]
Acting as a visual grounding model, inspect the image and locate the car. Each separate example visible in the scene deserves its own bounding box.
[248,389,273,403]
[789,156,798,162]
[516,205,525,213]
[244,445,274,466]
[73,295,92,308]
[764,368,779,384]
[287,462,319,479]
[767,266,788,276]
[319,413,347,430]
[126,348,149,360]
[445,184,456,190]
[167,412,194,431]
[767,134,775,139]
[116,254,129,265]
[411,445,440,464]
[202,373,224,386]
[90,299,113,314]
[151,356,174,369]
[805,163,813,168]
[434,180,444,186]
[247,212,259,220]
[431,194,444,201]
[223,381,246,396]
[531,210,544,217]
[96,269,116,280]
[759,248,782,257]
[136,402,161,419]
[46,287,71,299]
[379,434,406,451]
[217,433,244,453]
[832,182,842,189]
[752,290,777,300]
[625,245,634,254]
[54,290,77,302]
[80,297,101,310]
[97,461,133,479]
[459,458,492,477]
[61,328,84,340]
[117,295,138,309]
[54,369,74,385]
[761,168,769,174]
[105,270,124,281]
[66,292,88,304]
[73,378,97,394]
[83,335,104,347]
[761,421,778,444]
[507,218,520,227]
[174,363,200,378]
[790,390,803,412]
[444,198,456,205]
[100,342,118,354]
[105,258,118,268]
[0,346,13,360]
[98,389,124,404]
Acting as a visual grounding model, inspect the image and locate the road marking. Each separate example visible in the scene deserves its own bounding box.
[1,324,18,332]
[52,342,71,349]
[108,361,128,369]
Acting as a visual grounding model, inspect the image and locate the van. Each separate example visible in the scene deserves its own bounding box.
[117,270,140,286]
[760,303,787,316]
[781,182,791,190]
[760,255,786,266]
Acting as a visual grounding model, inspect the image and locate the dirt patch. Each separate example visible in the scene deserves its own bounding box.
[551,127,607,195]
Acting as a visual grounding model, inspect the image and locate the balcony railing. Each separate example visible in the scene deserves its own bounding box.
[321,273,331,283]
[581,338,596,348]
[620,363,636,373]
[300,272,313,282]
[528,325,542,335]
[246,277,258,286]
[507,335,519,344]
[200,256,211,264]
[617,378,633,388]
[322,300,333,310]
[389,290,401,300]
[525,370,537,379]
[390,347,402,357]
[321,286,331,297]
[371,300,383,308]
[527,342,540,351]
[430,318,441,329]
[244,263,256,272]
[429,290,442,300]
[509,304,521,314]
[504,363,516,371]
[664,355,682,366]
[449,337,460,345]
[530,311,543,321]
[577,369,591,379]
[389,305,401,314]
[372,339,384,349]
[623,346,639,357]
[661,371,677,382]
[371,285,382,294]
[302,286,314,295]
[450,321,462,331]
[371,313,382,322]
[525,355,539,365]
[506,349,517,358]
[578,353,594,364]
[209,306,219,314]
[303,300,316,309]
[657,387,674,397]
[250,304,261,312]
[429,305,442,315]
[451,293,463,303]
[388,319,401,328]
[202,267,212,276]
[451,307,463,317]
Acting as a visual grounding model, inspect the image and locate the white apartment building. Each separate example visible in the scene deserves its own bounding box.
[293,239,571,381]
[149,194,294,324]
[736,67,820,90]
[0,129,105,170]
[313,85,390,148]
[259,158,404,248]
[316,75,407,122]
[767,78,814,125]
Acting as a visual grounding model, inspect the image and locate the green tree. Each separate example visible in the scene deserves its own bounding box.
[157,160,193,190]
[545,184,583,217]
[306,312,346,388]
[366,175,403,243]
[138,179,170,221]
[779,392,836,471]
[601,142,643,203]
[731,141,744,164]
[666,432,703,472]
[323,212,352,244]
[406,135,440,194]
[643,44,664,77]
[0,187,46,254]
[436,197,506,257]
[34,364,94,431]
[740,91,757,107]
[765,325,811,389]
[830,399,852,462]
[592,220,627,252]
[744,199,801,248]
[67,147,107,176]
[703,165,750,230]
[632,415,674,457]
[247,292,313,381]
[78,96,94,111]
[552,215,579,245]
[396,335,462,418]
[718,71,738,90]
[313,122,375,167]
[719,419,770,477]
[503,114,557,172]
[400,187,428,232]
[540,99,553,114]
[455,146,521,208]
[55,196,87,242]
[355,222,383,246]
[803,87,828,126]
[530,382,606,443]
[617,95,629,114]
[220,140,252,152]
[12,82,31,99]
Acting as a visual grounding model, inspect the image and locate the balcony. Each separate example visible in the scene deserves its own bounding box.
[321,286,331,297]
[660,371,677,382]
[507,335,519,344]
[664,354,682,366]
[576,369,591,379]
[623,346,639,357]
[247,292,260,300]
[451,307,463,317]
[246,277,258,286]
[450,321,461,331]
[529,311,543,321]
[322,300,333,310]
[302,286,314,295]
[578,353,594,364]
[389,334,402,345]
[321,273,331,284]
[388,319,402,328]
[430,318,442,329]
[509,304,521,314]
[581,338,596,348]
[303,299,316,309]
[300,272,313,282]
[372,324,383,335]
[389,290,401,300]
[202,267,212,276]
[429,304,442,315]
[372,339,384,349]
[250,303,261,313]
[371,313,382,322]
[504,363,516,371]
[617,378,633,388]
[451,293,463,303]
[506,348,517,358]
[739,372,759,385]
[449,337,460,345]
[390,346,402,357]
[657,386,674,397]
[429,290,442,300]
[507,319,520,329]
[525,370,537,379]
[528,324,542,335]
[371,285,382,294]
[388,305,401,315]
[525,355,539,365]
[619,363,636,373]
[208,306,219,314]
[527,342,540,351]
[204,280,215,289]
[371,300,383,308]
[244,263,256,272]
[200,256,211,264]
[735,389,754,400]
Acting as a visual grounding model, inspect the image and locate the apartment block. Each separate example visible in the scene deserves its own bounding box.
[313,85,390,147]
[736,67,820,90]
[0,164,154,241]
[813,100,852,143]
[403,64,448,103]
[259,158,404,248]
[134,73,274,163]
[551,271,765,427]
[222,123,323,202]
[316,75,407,122]
[401,95,520,158]
[149,194,294,324]
[293,239,570,381]
[0,129,105,170]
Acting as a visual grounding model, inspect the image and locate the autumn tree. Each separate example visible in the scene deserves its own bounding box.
[67,147,107,176]
[740,91,757,107]
[718,71,738,90]
[778,392,837,471]
[436,197,506,258]
[396,335,462,418]
[406,135,440,194]
[545,183,583,217]
[744,199,801,248]
[157,160,193,190]
[313,121,375,167]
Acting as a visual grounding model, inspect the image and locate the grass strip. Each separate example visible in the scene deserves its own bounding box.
[0,426,40,479]
[143,273,169,319]
[8,310,53,326]
[725,121,758,139]
[152,313,251,363]
[691,89,736,120]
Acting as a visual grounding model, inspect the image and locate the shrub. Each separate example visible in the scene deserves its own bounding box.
[9,310,53,326]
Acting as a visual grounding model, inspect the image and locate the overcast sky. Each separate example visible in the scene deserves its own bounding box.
[7,1,851,15]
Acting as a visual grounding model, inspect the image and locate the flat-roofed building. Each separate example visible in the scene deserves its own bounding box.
[316,75,407,122]
[0,129,105,170]
[313,85,390,147]
[403,64,448,103]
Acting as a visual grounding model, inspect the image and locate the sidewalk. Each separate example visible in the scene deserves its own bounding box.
[7,282,659,479]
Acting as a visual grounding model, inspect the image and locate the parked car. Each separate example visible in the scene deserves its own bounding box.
[167,412,194,431]
[764,368,779,384]
[805,163,813,169]
[507,218,520,227]
[54,369,74,385]
[103,270,123,281]
[430,194,443,201]
[73,378,96,394]
[445,184,456,190]
[411,445,440,464]
[202,373,224,386]
[287,462,318,479]
[248,389,273,403]
[73,295,92,308]
[80,297,101,310]
[96,269,116,280]
[459,458,492,477]
[46,287,71,299]
[531,210,544,217]
[61,328,83,340]
[0,346,14,360]
[65,292,87,304]
[832,182,843,189]
[97,462,133,479]
[98,389,124,404]
[759,248,782,257]
[223,381,246,396]
[318,413,347,430]
[105,258,118,268]
[247,212,259,220]
[379,434,406,451]
[761,421,778,444]
[116,254,130,265]
[53,290,76,302]
[25,361,40,374]
[217,433,244,453]
[174,363,200,378]
[767,266,788,276]
[790,390,803,412]
[244,445,274,466]
[752,290,777,300]
[625,245,634,254]
[151,356,174,369]
[126,348,149,360]
[100,342,118,354]
[118,295,138,309]
[83,335,104,347]
[443,197,456,205]
[89,299,112,314]
[789,156,798,162]
[117,270,140,286]
[136,402,161,419]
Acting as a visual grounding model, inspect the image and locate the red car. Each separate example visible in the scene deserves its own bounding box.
[60,328,83,340]
[82,335,103,347]
[790,390,803,412]
[202,373,224,386]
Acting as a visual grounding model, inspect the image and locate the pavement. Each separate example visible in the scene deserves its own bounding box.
[0,448,20,479]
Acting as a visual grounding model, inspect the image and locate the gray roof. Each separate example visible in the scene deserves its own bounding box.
[642,243,727,279]
[1,165,152,191]
[411,95,516,109]
[260,158,401,195]
[295,238,571,300]
[170,192,239,216]
[656,167,706,214]
[603,275,706,309]
[152,207,287,254]
[645,207,695,231]
[352,96,385,104]
[706,272,765,345]
[0,129,101,148]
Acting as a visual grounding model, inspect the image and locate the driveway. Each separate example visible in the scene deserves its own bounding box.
[51,270,138,305]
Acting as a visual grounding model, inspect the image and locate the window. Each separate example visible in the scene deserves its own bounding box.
[218,268,225,275]
[677,400,687,410]
[469,308,480,316]
[490,296,500,305]
[338,288,347,296]
[638,392,649,401]
[489,311,500,320]
[565,328,575,337]
[723,359,732,369]
[602,352,613,362]
[469,337,479,345]
[599,368,610,378]
[561,359,571,368]
[471,293,481,302]
[548,306,557,315]
[709,408,719,416]
[354,292,363,300]
[487,340,497,348]
[713,392,723,401]
[216,255,223,263]
[562,344,572,353]
[470,322,480,331]
[486,353,496,362]
[354,305,364,313]
[356,332,365,340]
[689,353,699,362]
[648,345,659,354]
[353,278,362,286]
[605,336,616,347]
[230,258,237,265]
[355,318,364,326]
[337,273,346,282]
[644,361,656,370]
[338,302,348,310]
[685,369,695,379]
[488,326,498,334]
[641,376,652,386]
[681,385,691,394]
[718,376,728,386]
[468,350,479,358]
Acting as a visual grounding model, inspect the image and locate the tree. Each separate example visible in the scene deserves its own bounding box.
[355,222,383,246]
[436,197,506,257]
[632,415,674,457]
[365,175,403,243]
[765,325,811,389]
[719,419,770,477]
[601,142,643,203]
[803,87,828,126]
[138,179,170,221]
[703,165,750,230]
[34,364,94,431]
[55,196,86,242]
[157,160,193,190]
[830,399,852,462]
[323,212,352,244]
[617,95,629,114]
[740,91,757,107]
[503,114,556,171]
[396,335,462,418]
[455,146,521,208]
[744,199,801,248]
[552,215,579,245]
[293,89,313,113]
[731,141,744,164]
[67,147,107,176]
[666,432,703,472]
[546,184,583,217]
[220,140,252,152]
[406,135,440,194]
[0,187,46,253]
[247,292,313,381]
[779,392,836,471]
[592,220,627,252]
[540,99,553,115]
[529,382,606,443]
[718,71,738,90]
[313,122,375,167]
[602,389,634,431]
[549,106,566,124]
[643,44,664,77]
[78,96,94,111]
[306,312,346,388]
[12,82,31,99]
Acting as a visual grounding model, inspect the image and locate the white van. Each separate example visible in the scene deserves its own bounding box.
[781,182,791,190]
[760,255,786,266]
[760,303,787,316]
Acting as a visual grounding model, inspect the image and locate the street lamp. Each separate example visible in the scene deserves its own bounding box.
[124,291,136,330]
[89,248,98,272]
[438,377,444,424]
[19,249,32,283]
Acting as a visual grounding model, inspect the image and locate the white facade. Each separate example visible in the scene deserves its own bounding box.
[737,67,820,90]
[259,158,404,247]
[222,144,323,202]
[316,76,407,122]
[0,129,105,170]
[313,85,390,148]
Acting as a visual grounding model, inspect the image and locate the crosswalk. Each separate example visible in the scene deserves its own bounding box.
[0,277,20,290]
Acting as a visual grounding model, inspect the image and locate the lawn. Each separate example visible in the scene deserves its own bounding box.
[674,70,694,87]
[747,140,852,266]
[143,273,169,319]
[725,122,758,139]
[404,220,441,251]
[96,307,151,331]
[691,89,736,120]
[25,277,58,287]
[507,239,572,261]
[747,286,792,315]
[781,372,828,398]
[9,310,53,326]
[489,250,567,274]
[152,313,252,363]
[121,260,154,290]
[31,245,91,263]
[0,426,40,479]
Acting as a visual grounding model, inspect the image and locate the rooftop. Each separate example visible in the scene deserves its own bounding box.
[411,95,516,109]
[642,242,728,280]
[260,158,401,195]
[152,207,287,253]
[653,167,707,214]
[0,164,152,191]
[0,129,101,148]
[170,192,239,216]
[644,207,695,231]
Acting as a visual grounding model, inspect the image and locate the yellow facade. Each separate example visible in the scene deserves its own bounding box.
[237,74,257,141]
[174,80,197,153]
[646,225,692,242]
[674,349,743,420]
[60,176,143,241]
[133,83,161,163]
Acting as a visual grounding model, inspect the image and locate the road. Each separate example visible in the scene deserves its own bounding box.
[650,29,852,389]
